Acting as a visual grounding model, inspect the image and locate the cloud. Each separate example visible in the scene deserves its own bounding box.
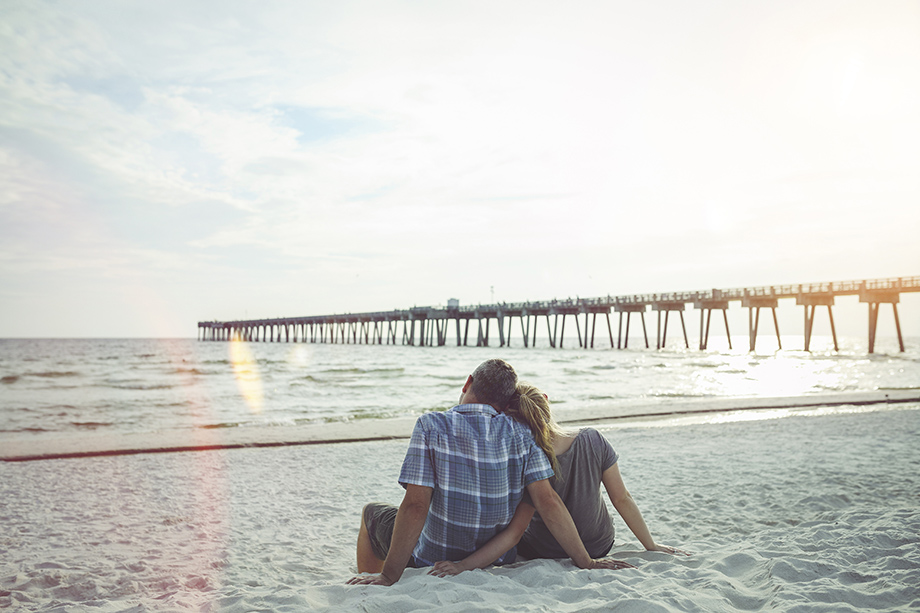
[1,0,919,335]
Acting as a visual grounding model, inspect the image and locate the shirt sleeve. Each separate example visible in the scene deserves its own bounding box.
[590,428,619,471]
[398,416,437,489]
[522,437,556,487]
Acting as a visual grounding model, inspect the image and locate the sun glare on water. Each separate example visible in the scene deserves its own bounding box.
[229,338,263,413]
[712,353,844,398]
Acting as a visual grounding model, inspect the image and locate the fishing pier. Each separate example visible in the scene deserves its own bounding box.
[198,276,919,353]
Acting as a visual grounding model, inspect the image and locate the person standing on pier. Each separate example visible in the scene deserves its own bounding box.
[348,358,632,586]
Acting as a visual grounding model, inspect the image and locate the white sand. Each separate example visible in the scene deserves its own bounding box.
[2,404,919,612]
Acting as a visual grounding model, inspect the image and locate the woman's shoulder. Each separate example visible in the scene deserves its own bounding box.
[574,427,606,444]
[558,428,613,457]
[574,428,618,462]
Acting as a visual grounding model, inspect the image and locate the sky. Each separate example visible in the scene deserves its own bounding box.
[1,0,918,338]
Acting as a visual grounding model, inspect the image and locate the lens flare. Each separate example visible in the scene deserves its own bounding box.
[229,338,263,413]
[286,344,312,369]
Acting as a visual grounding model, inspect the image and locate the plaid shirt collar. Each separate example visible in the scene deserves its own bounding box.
[451,403,499,416]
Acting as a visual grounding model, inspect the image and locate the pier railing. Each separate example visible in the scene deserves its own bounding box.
[198,275,919,353]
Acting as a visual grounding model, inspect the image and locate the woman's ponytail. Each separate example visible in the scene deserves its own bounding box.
[506,383,563,478]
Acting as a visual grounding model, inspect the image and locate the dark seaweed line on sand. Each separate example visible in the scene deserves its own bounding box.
[4,393,918,462]
[1,436,406,462]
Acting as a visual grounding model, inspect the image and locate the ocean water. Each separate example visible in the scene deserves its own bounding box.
[1,336,918,443]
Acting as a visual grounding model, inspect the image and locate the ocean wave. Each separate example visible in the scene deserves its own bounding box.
[152,401,198,409]
[101,383,176,391]
[685,362,719,369]
[26,384,83,391]
[423,374,464,382]
[32,371,81,378]
[319,367,367,374]
[1,375,19,384]
[71,421,115,429]
[316,366,406,375]
[346,409,404,421]
[171,367,205,376]
[813,385,846,393]
[242,418,297,427]
[47,404,77,412]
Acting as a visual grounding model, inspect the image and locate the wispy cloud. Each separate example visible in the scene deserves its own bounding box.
[1,0,919,335]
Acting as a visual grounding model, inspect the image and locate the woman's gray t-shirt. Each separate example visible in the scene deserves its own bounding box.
[519,428,619,559]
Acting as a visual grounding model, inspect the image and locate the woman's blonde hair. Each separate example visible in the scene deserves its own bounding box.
[505,382,566,478]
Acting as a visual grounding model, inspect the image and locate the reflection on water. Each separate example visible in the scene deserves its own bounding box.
[600,402,920,431]
[229,339,263,414]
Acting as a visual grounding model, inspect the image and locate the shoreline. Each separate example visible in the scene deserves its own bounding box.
[3,389,918,462]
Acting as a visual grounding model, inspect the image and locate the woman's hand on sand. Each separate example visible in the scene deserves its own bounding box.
[347,573,395,586]
[429,561,467,577]
[589,558,636,570]
[651,545,691,556]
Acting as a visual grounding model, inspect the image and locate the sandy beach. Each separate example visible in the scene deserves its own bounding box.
[2,402,919,612]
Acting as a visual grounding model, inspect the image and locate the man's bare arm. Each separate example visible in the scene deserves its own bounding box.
[348,484,433,585]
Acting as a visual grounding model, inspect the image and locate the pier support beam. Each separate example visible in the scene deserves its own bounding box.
[743,296,781,352]
[694,298,731,350]
[519,315,530,348]
[797,294,837,352]
[860,289,904,353]
[614,304,649,349]
[552,308,578,348]
[653,301,689,350]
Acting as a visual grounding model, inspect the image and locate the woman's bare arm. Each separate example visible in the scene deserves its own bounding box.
[602,463,689,556]
[429,502,536,576]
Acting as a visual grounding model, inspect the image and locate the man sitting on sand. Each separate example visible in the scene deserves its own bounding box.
[348,358,631,586]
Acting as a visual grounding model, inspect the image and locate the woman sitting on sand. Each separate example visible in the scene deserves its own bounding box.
[430,383,687,575]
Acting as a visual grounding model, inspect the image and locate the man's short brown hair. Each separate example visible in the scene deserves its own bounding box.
[470,358,517,410]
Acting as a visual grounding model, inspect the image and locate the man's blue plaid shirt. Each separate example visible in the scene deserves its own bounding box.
[398,403,554,566]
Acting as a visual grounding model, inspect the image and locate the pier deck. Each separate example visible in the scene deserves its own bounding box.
[198,276,919,353]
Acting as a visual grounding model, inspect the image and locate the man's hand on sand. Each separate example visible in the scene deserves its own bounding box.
[589,558,636,570]
[347,573,395,586]
[429,561,466,577]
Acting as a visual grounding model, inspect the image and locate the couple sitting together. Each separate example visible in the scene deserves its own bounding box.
[348,358,686,586]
